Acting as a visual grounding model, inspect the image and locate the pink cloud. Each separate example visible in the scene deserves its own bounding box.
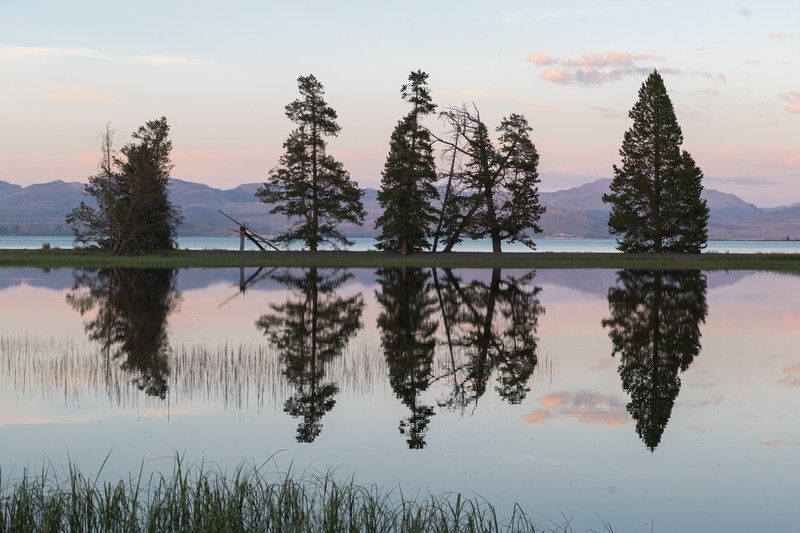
[779,365,800,387]
[526,391,631,427]
[786,104,800,114]
[786,156,800,168]
[783,93,800,114]
[766,32,800,39]
[525,52,556,66]
[561,51,656,68]
[528,51,725,87]
[522,410,552,424]
[541,68,574,85]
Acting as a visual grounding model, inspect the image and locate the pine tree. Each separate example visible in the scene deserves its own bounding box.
[603,70,709,253]
[435,107,545,252]
[375,70,439,254]
[376,267,438,448]
[66,118,183,253]
[602,269,707,450]
[257,75,365,251]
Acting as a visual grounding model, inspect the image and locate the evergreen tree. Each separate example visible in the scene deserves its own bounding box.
[375,70,439,254]
[375,267,438,448]
[602,269,707,450]
[256,268,364,442]
[66,118,182,253]
[67,268,179,399]
[435,107,545,252]
[603,71,709,253]
[257,75,365,251]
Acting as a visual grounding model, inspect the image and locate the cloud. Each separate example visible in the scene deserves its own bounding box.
[524,52,556,66]
[0,43,208,67]
[541,68,574,84]
[779,365,800,387]
[766,32,800,39]
[761,439,800,448]
[525,391,630,427]
[592,106,620,119]
[786,156,800,169]
[783,92,800,114]
[561,51,657,68]
[526,50,725,86]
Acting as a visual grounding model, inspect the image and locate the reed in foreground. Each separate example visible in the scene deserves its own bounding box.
[0,460,608,533]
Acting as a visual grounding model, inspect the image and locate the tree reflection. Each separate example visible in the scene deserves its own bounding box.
[602,269,708,451]
[434,268,544,410]
[375,268,438,449]
[67,268,179,399]
[256,268,364,443]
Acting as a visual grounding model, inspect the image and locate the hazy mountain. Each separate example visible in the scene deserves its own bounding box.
[0,177,798,240]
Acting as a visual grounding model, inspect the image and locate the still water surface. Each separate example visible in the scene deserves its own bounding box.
[0,266,798,531]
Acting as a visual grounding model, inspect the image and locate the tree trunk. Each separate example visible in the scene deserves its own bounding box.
[311,112,319,252]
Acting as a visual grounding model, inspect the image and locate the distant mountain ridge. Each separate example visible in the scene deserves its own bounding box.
[1,177,798,240]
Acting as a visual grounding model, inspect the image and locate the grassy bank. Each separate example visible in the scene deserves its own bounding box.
[0,462,593,533]
[1,248,799,271]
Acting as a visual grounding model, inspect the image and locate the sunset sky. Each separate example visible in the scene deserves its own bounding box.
[1,0,798,205]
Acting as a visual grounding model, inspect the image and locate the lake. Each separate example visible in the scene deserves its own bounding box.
[0,266,799,531]
[3,235,800,253]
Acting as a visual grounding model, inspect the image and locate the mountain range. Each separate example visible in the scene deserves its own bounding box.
[1,177,799,240]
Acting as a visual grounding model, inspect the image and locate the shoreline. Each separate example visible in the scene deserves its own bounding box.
[1,249,799,270]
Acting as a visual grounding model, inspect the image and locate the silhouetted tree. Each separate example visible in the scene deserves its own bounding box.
[67,268,179,399]
[434,107,545,252]
[603,71,709,253]
[375,268,438,448]
[256,268,364,442]
[602,269,708,450]
[435,268,544,409]
[375,70,439,254]
[66,118,183,252]
[257,75,365,250]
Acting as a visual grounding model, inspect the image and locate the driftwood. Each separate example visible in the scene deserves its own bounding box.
[218,210,280,251]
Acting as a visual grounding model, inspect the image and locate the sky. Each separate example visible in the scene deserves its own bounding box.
[0,0,798,206]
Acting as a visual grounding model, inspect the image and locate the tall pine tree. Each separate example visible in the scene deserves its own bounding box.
[258,75,365,251]
[375,70,439,254]
[603,70,709,253]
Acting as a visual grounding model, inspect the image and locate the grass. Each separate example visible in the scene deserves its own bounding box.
[0,248,799,271]
[0,459,602,532]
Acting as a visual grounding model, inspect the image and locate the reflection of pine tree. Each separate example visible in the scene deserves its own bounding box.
[256,268,363,442]
[375,268,438,449]
[602,270,708,451]
[67,268,178,399]
[435,268,543,409]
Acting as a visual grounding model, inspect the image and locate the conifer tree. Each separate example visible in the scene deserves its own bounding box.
[375,70,439,254]
[258,75,365,251]
[603,70,709,253]
[67,118,182,253]
[434,107,545,252]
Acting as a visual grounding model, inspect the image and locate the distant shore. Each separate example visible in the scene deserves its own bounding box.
[2,248,799,271]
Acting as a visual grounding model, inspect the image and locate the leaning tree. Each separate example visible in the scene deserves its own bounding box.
[257,75,365,251]
[433,107,545,253]
[603,70,709,253]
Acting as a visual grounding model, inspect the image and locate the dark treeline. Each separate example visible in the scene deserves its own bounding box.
[66,70,707,254]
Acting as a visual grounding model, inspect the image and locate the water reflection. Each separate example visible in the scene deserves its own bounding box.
[256,268,364,442]
[376,268,438,449]
[434,268,544,410]
[67,268,180,399]
[603,270,708,450]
